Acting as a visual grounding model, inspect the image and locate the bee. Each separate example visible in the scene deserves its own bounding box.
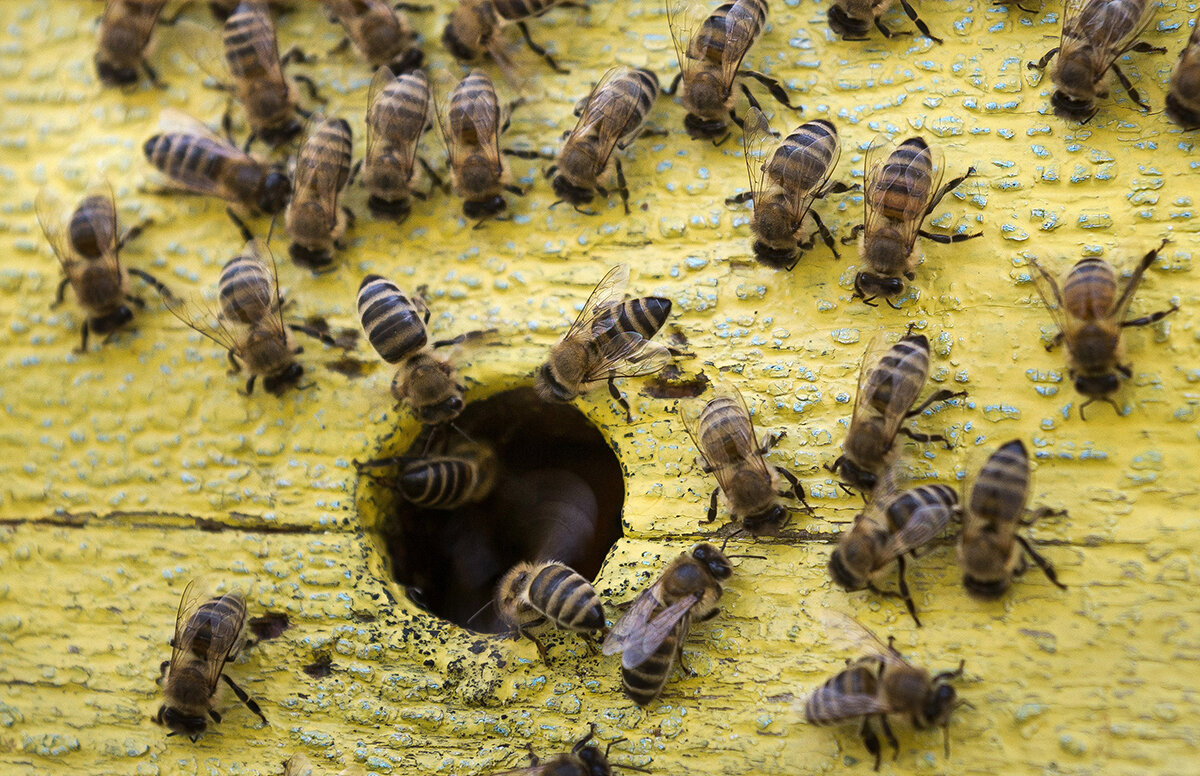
[827,469,958,625]
[494,724,631,776]
[95,0,170,87]
[603,543,732,706]
[959,439,1069,599]
[439,69,530,222]
[442,0,577,73]
[725,108,850,270]
[35,183,171,352]
[827,0,943,43]
[805,612,965,771]
[285,116,354,272]
[357,440,498,510]
[143,110,292,215]
[548,66,660,215]
[495,561,606,660]
[1029,240,1178,417]
[666,0,799,142]
[534,264,673,422]
[155,580,267,740]
[846,135,981,306]
[1167,15,1200,130]
[357,273,479,424]
[361,66,441,219]
[681,382,810,535]
[1028,0,1164,121]
[209,0,295,22]
[830,332,966,494]
[321,0,424,72]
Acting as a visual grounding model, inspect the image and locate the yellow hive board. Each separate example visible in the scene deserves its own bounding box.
[0,0,1197,774]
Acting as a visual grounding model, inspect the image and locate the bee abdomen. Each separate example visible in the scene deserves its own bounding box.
[357,274,428,364]
[189,594,247,660]
[608,296,671,340]
[448,71,499,142]
[697,397,751,464]
[621,617,687,706]
[223,7,274,76]
[218,253,273,324]
[493,0,563,22]
[526,563,604,632]
[805,665,878,724]
[887,484,958,532]
[69,196,118,259]
[372,74,430,138]
[1062,259,1117,320]
[301,119,354,186]
[144,133,229,183]
[969,439,1029,525]
[773,120,839,189]
[399,458,475,509]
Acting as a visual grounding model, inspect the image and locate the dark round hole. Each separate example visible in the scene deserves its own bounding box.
[361,387,625,633]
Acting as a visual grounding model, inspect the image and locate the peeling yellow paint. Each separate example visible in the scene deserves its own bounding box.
[1,1,1198,775]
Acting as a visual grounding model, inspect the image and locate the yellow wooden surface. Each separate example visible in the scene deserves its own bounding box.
[1,1,1198,774]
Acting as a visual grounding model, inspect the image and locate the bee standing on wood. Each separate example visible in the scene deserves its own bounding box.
[725,108,850,270]
[360,66,441,220]
[826,0,944,43]
[494,560,606,661]
[355,439,498,510]
[1029,240,1178,417]
[1028,0,1164,121]
[36,183,171,352]
[442,0,580,74]
[1167,14,1200,130]
[666,0,800,142]
[155,580,267,741]
[846,135,981,306]
[95,0,172,87]
[497,725,642,776]
[320,0,425,73]
[285,116,354,272]
[548,66,661,215]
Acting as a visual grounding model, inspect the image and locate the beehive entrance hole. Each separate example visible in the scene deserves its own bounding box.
[364,387,625,633]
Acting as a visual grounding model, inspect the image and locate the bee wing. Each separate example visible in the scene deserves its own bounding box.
[283,754,314,776]
[682,380,771,496]
[847,330,891,429]
[862,135,944,256]
[717,0,763,91]
[172,17,236,85]
[817,610,912,668]
[880,494,957,560]
[165,286,245,356]
[152,110,249,197]
[1059,0,1159,76]
[609,592,698,669]
[583,332,672,383]
[740,107,775,203]
[232,1,288,85]
[292,116,345,231]
[603,584,663,654]
[1028,258,1080,343]
[666,0,710,82]
[34,187,78,272]
[437,71,502,176]
[563,263,630,340]
[789,124,841,219]
[800,681,893,723]
[571,67,637,174]
[364,65,409,172]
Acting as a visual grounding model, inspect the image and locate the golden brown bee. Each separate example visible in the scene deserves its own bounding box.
[143,110,292,215]
[603,543,731,706]
[361,66,440,219]
[726,108,850,270]
[1167,15,1200,130]
[35,183,171,352]
[321,0,424,72]
[830,332,966,494]
[548,66,660,215]
[155,580,267,741]
[958,439,1068,599]
[1028,0,1163,121]
[827,469,958,625]
[847,136,981,306]
[1029,241,1178,417]
[442,0,577,73]
[666,0,798,142]
[495,561,606,660]
[285,116,354,272]
[805,612,965,770]
[827,0,943,42]
[534,264,673,421]
[357,439,498,509]
[681,382,810,535]
[95,0,170,87]
[490,725,628,776]
[439,69,530,222]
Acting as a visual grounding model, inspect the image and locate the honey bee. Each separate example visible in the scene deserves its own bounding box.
[357,439,498,510]
[830,332,966,494]
[36,183,171,352]
[442,0,578,73]
[805,611,965,770]
[494,725,631,776]
[827,0,943,43]
[358,273,486,424]
[534,264,673,421]
[725,108,850,270]
[439,69,531,222]
[666,0,799,142]
[95,0,170,87]
[286,116,354,272]
[959,439,1069,599]
[320,0,424,72]
[548,66,660,215]
[143,110,292,214]
[827,468,958,625]
[1028,0,1164,121]
[602,543,731,706]
[681,382,810,535]
[209,0,295,22]
[361,66,441,219]
[846,136,981,306]
[1029,240,1178,417]
[1167,16,1200,130]
[155,580,267,740]
[495,561,606,660]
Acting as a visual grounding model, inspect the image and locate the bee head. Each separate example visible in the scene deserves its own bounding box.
[442,8,487,62]
[752,239,799,270]
[925,681,958,727]
[417,395,464,424]
[1050,89,1095,121]
[258,170,292,215]
[826,4,870,39]
[683,112,728,141]
[156,704,208,739]
[827,545,867,591]
[551,173,595,206]
[463,195,507,220]
[91,305,135,335]
[854,271,905,301]
[1073,372,1118,399]
[962,573,1010,600]
[367,194,413,219]
[691,543,733,580]
[259,119,303,148]
[534,359,578,404]
[577,746,611,776]
[264,362,304,395]
[288,241,335,272]
[94,56,138,87]
[832,455,875,492]
[742,503,788,534]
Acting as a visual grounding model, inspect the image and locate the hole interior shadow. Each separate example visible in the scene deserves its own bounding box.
[365,387,625,634]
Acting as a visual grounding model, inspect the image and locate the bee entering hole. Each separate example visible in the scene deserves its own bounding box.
[358,387,624,633]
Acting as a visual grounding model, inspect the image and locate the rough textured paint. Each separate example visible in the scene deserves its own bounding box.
[0,1,1198,774]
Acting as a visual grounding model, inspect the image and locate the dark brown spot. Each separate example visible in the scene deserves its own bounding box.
[643,366,710,399]
[302,652,333,678]
[326,356,378,378]
[248,612,290,641]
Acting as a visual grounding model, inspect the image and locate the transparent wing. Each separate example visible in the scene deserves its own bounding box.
[603,583,663,654]
[563,264,630,339]
[292,116,344,232]
[165,286,245,355]
[1062,0,1159,76]
[620,593,697,669]
[172,18,233,85]
[233,1,287,86]
[787,123,841,219]
[817,610,911,668]
[153,110,247,197]
[802,682,892,722]
[681,381,771,499]
[881,497,957,559]
[740,106,775,202]
[1028,258,1078,343]
[1111,248,1161,325]
[438,72,502,177]
[282,754,314,776]
[167,579,210,671]
[582,333,672,384]
[717,0,763,92]
[862,135,944,256]
[158,108,231,145]
[847,331,891,434]
[34,188,77,272]
[571,67,639,175]
[666,0,709,83]
[364,65,394,169]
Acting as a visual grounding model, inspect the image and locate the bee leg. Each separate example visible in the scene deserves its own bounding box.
[52,277,70,308]
[243,375,257,395]
[280,46,313,67]
[1028,47,1059,71]
[878,715,900,762]
[287,323,338,348]
[904,388,967,419]
[502,148,548,160]
[77,321,91,353]
[1121,303,1180,329]
[614,158,630,215]
[157,659,170,684]
[1044,331,1064,351]
[859,717,883,771]
[808,209,840,259]
[519,627,550,664]
[515,22,569,73]
[418,157,448,193]
[706,487,720,523]
[894,555,922,627]
[776,467,813,514]
[220,673,268,725]
[525,743,542,766]
[896,0,942,43]
[1128,40,1168,56]
[924,167,976,214]
[738,69,799,110]
[141,59,166,90]
[1015,534,1066,590]
[607,374,633,422]
[725,191,754,206]
[873,17,910,39]
[127,268,172,301]
[504,183,527,196]
[208,709,222,724]
[124,293,147,310]
[897,426,951,450]
[841,223,865,245]
[327,36,351,56]
[292,73,325,104]
[820,180,856,196]
[758,431,785,454]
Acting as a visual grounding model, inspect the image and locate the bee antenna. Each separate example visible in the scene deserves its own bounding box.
[549,199,565,209]
[449,422,478,445]
[720,529,746,551]
[466,598,495,628]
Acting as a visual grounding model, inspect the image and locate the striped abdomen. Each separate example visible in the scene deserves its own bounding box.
[805,663,879,725]
[767,119,839,194]
[69,195,118,260]
[689,0,767,63]
[621,613,688,706]
[870,138,935,221]
[1064,0,1146,42]
[357,274,428,364]
[493,0,569,22]
[143,132,263,204]
[400,457,484,509]
[884,484,958,537]
[607,297,671,340]
[1062,259,1117,321]
[967,439,1029,530]
[593,68,660,141]
[524,562,605,632]
[184,594,247,662]
[448,70,499,146]
[695,395,754,467]
[218,250,273,325]
[860,334,931,417]
[296,118,353,197]
[365,70,430,192]
[223,3,279,80]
